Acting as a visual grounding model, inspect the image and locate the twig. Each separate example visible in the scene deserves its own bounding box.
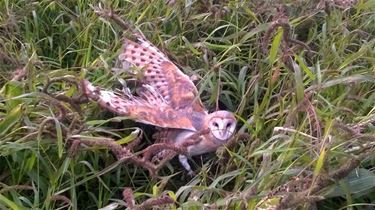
[0,185,33,193]
[123,188,135,208]
[50,194,71,205]
[122,187,174,210]
[142,143,188,161]
[93,4,144,39]
[262,6,312,56]
[135,195,174,210]
[273,132,375,209]
[43,76,89,113]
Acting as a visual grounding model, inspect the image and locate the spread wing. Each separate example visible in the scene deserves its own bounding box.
[118,36,206,113]
[81,80,202,131]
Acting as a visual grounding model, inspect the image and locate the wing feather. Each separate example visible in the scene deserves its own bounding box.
[81,79,199,131]
[118,36,205,113]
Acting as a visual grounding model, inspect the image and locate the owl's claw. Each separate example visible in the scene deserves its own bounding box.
[178,154,195,175]
[187,170,196,177]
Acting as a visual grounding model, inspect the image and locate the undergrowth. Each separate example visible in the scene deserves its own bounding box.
[0,0,375,209]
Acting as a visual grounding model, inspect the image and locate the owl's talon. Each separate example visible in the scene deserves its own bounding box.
[178,154,193,173]
[187,170,196,177]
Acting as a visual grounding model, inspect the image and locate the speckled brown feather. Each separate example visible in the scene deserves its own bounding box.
[152,129,172,143]
[81,80,199,131]
[81,35,236,174]
[118,37,205,113]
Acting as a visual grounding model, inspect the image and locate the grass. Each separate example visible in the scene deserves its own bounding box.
[1,0,375,209]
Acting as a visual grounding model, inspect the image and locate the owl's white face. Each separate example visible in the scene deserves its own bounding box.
[208,111,236,141]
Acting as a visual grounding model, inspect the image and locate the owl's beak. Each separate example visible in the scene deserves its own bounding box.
[220,129,226,137]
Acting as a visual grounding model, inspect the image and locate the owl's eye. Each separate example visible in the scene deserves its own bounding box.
[226,122,232,128]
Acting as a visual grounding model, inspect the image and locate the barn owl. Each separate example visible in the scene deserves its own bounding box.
[81,34,236,174]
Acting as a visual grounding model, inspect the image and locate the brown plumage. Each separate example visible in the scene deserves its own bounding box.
[82,34,237,174]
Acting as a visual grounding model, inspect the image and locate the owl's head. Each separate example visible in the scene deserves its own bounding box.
[207,111,236,141]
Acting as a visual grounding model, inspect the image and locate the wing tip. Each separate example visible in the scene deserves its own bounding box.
[81,79,100,100]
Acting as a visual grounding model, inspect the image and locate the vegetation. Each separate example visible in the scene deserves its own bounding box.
[1,0,375,209]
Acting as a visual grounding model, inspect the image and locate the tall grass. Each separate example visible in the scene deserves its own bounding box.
[0,0,375,209]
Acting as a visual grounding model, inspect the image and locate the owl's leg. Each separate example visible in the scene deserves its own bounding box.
[178,155,195,176]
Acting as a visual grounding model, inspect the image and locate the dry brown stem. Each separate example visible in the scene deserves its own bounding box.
[272,133,374,209]
[93,5,145,39]
[122,187,174,210]
[0,185,33,193]
[50,194,71,205]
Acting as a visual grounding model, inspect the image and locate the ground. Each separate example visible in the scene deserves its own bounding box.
[0,0,375,209]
